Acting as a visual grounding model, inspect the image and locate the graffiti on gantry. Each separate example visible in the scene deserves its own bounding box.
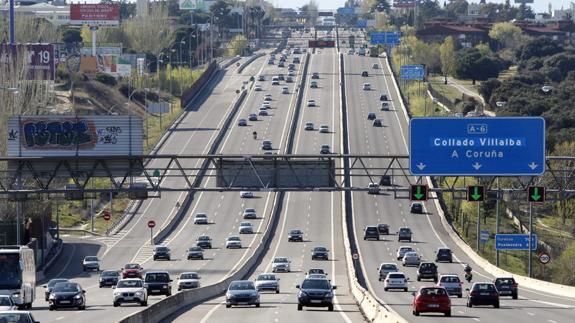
[97,126,122,144]
[22,119,97,150]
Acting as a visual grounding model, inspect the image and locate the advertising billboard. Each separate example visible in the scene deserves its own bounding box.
[7,116,143,157]
[0,44,56,80]
[70,4,120,26]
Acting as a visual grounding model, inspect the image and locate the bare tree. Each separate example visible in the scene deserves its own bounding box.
[0,16,61,43]
[123,5,174,55]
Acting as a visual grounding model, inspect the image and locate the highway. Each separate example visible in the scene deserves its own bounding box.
[343,39,575,322]
[32,54,279,322]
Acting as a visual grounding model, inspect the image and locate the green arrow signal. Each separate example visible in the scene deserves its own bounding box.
[471,186,482,201]
[531,187,541,201]
[413,186,424,200]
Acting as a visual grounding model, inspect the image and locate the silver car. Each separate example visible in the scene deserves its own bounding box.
[177,272,200,290]
[243,208,257,219]
[254,273,280,293]
[193,213,208,224]
[402,251,421,267]
[239,221,254,234]
[82,256,100,271]
[319,125,329,133]
[396,246,415,260]
[272,257,291,273]
[226,236,242,249]
[378,263,399,281]
[226,280,260,308]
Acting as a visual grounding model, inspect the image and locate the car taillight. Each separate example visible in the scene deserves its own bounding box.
[385,279,389,283]
[512,283,518,288]
[470,291,478,297]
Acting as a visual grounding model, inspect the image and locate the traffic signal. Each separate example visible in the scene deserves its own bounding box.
[527,186,546,203]
[467,185,485,202]
[410,184,428,201]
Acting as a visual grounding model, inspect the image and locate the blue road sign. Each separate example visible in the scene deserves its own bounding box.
[400,65,425,80]
[480,230,489,243]
[370,32,386,45]
[337,7,354,15]
[495,234,537,250]
[357,20,367,28]
[409,117,546,176]
[385,32,401,45]
[369,32,401,45]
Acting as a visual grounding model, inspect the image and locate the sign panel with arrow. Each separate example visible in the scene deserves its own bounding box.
[409,117,545,176]
[410,184,428,201]
[467,185,485,202]
[527,186,546,203]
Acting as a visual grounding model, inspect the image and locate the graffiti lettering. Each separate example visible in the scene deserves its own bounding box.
[23,120,94,148]
[97,126,122,144]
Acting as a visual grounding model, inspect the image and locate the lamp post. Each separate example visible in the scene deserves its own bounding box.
[179,40,185,96]
[144,88,149,148]
[169,48,176,95]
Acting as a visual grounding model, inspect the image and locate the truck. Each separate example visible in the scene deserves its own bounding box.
[369,46,379,57]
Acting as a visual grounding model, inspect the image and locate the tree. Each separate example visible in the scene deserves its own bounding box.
[516,3,535,20]
[227,35,248,56]
[210,0,232,28]
[517,37,563,61]
[478,78,501,103]
[455,48,501,84]
[123,5,173,56]
[368,0,390,13]
[489,22,525,52]
[445,0,469,19]
[552,240,575,285]
[439,36,456,84]
[62,29,83,44]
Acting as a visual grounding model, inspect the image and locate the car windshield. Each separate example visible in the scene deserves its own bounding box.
[420,288,447,296]
[85,257,98,262]
[381,264,396,270]
[441,276,460,283]
[53,283,81,293]
[258,274,276,281]
[495,278,514,285]
[0,296,13,306]
[156,247,168,252]
[438,249,450,255]
[314,247,327,252]
[48,279,68,287]
[420,263,435,269]
[198,236,210,241]
[290,230,302,234]
[125,264,140,269]
[474,284,496,291]
[228,237,240,241]
[405,252,418,257]
[196,214,206,218]
[400,228,411,233]
[274,258,288,263]
[308,269,324,274]
[189,247,202,251]
[301,279,331,290]
[366,227,378,233]
[180,273,199,280]
[245,208,255,213]
[400,247,413,252]
[102,271,118,277]
[240,222,251,226]
[388,273,405,279]
[0,313,34,323]
[145,273,170,282]
[117,280,143,288]
[229,281,255,290]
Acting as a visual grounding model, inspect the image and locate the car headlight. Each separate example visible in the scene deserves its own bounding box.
[226,293,233,299]
[299,291,308,297]
[325,292,333,298]
[12,292,20,298]
[135,291,143,296]
[48,294,55,299]
[74,293,83,299]
[163,284,168,289]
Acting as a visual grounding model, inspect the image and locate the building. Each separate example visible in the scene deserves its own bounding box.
[0,3,70,26]
[416,21,489,48]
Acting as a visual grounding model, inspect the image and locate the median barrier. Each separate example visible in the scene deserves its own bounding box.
[339,53,408,323]
[237,53,265,74]
[382,54,575,299]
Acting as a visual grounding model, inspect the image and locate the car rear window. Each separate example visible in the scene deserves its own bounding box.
[420,288,446,296]
[496,278,514,284]
[381,264,396,270]
[441,276,460,283]
[366,227,378,233]
[388,273,404,279]
[473,283,496,291]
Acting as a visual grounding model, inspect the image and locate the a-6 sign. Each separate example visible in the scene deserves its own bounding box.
[0,44,56,80]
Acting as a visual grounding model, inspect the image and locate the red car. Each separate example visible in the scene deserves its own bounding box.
[412,286,451,317]
[121,263,143,279]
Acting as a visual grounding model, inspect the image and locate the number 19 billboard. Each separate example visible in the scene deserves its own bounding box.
[0,44,56,80]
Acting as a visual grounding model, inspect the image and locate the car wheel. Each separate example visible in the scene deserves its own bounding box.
[276,289,280,294]
[328,304,334,311]
[413,310,419,316]
[434,278,438,283]
[226,304,231,308]
[467,301,472,308]
[404,288,408,292]
[49,305,54,311]
[79,305,85,310]
[113,302,119,307]
[417,277,421,281]
[378,278,381,281]
[445,310,451,317]
[297,304,302,311]
[494,302,500,308]
[458,294,462,298]
[256,303,260,308]
[83,266,86,271]
[141,301,148,306]
[384,288,388,291]
[512,293,518,300]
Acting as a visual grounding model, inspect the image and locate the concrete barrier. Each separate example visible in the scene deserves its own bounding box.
[339,53,407,323]
[237,53,265,74]
[382,55,575,299]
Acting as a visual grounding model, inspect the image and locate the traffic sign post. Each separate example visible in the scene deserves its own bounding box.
[527,186,546,203]
[148,220,156,245]
[538,252,550,264]
[467,185,485,202]
[103,211,111,235]
[409,184,428,201]
[410,117,546,176]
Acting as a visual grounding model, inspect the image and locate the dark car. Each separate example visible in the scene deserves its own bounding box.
[467,282,499,308]
[377,223,390,235]
[297,278,336,311]
[435,247,453,263]
[494,277,518,299]
[153,246,171,261]
[311,246,329,260]
[364,226,380,240]
[361,70,369,77]
[143,271,172,297]
[225,280,260,308]
[311,72,320,79]
[417,262,438,282]
[99,270,119,288]
[398,227,412,242]
[410,202,424,214]
[380,94,389,101]
[121,263,143,279]
[44,278,69,301]
[48,282,86,311]
[288,229,304,242]
[196,235,212,249]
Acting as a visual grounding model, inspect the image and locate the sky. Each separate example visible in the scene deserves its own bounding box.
[270,1,573,14]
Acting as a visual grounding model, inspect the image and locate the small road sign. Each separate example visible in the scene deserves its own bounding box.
[147,220,156,228]
[352,253,359,260]
[467,185,485,202]
[528,186,546,203]
[480,230,489,243]
[538,252,551,264]
[103,211,111,221]
[409,184,428,201]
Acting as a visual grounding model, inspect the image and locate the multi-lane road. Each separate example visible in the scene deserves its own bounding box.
[31,30,575,323]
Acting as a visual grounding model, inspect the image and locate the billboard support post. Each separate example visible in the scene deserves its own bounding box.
[91,26,99,57]
[528,202,533,277]
[496,178,500,267]
[9,0,15,43]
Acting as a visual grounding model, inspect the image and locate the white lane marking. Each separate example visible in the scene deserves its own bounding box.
[548,320,558,323]
[527,312,535,316]
[473,319,480,322]
[528,299,573,309]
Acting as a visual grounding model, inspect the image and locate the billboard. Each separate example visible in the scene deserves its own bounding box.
[7,116,143,157]
[0,44,56,80]
[179,0,207,10]
[70,4,120,26]
[97,55,132,77]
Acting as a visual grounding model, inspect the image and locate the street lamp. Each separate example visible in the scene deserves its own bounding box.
[179,40,185,95]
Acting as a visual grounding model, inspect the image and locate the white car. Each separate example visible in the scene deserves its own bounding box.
[272,257,291,273]
[282,87,289,94]
[258,108,269,116]
[254,273,280,293]
[243,208,257,219]
[319,125,329,133]
[264,94,272,101]
[377,263,399,281]
[307,100,316,107]
[113,279,148,307]
[402,251,421,267]
[177,272,201,290]
[381,102,390,111]
[255,85,263,91]
[437,274,463,298]
[194,213,208,224]
[240,191,253,198]
[383,272,408,292]
[239,221,254,234]
[367,182,380,194]
[363,83,371,91]
[226,236,242,249]
[0,296,16,311]
[261,102,270,109]
[82,256,100,271]
[396,246,415,260]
